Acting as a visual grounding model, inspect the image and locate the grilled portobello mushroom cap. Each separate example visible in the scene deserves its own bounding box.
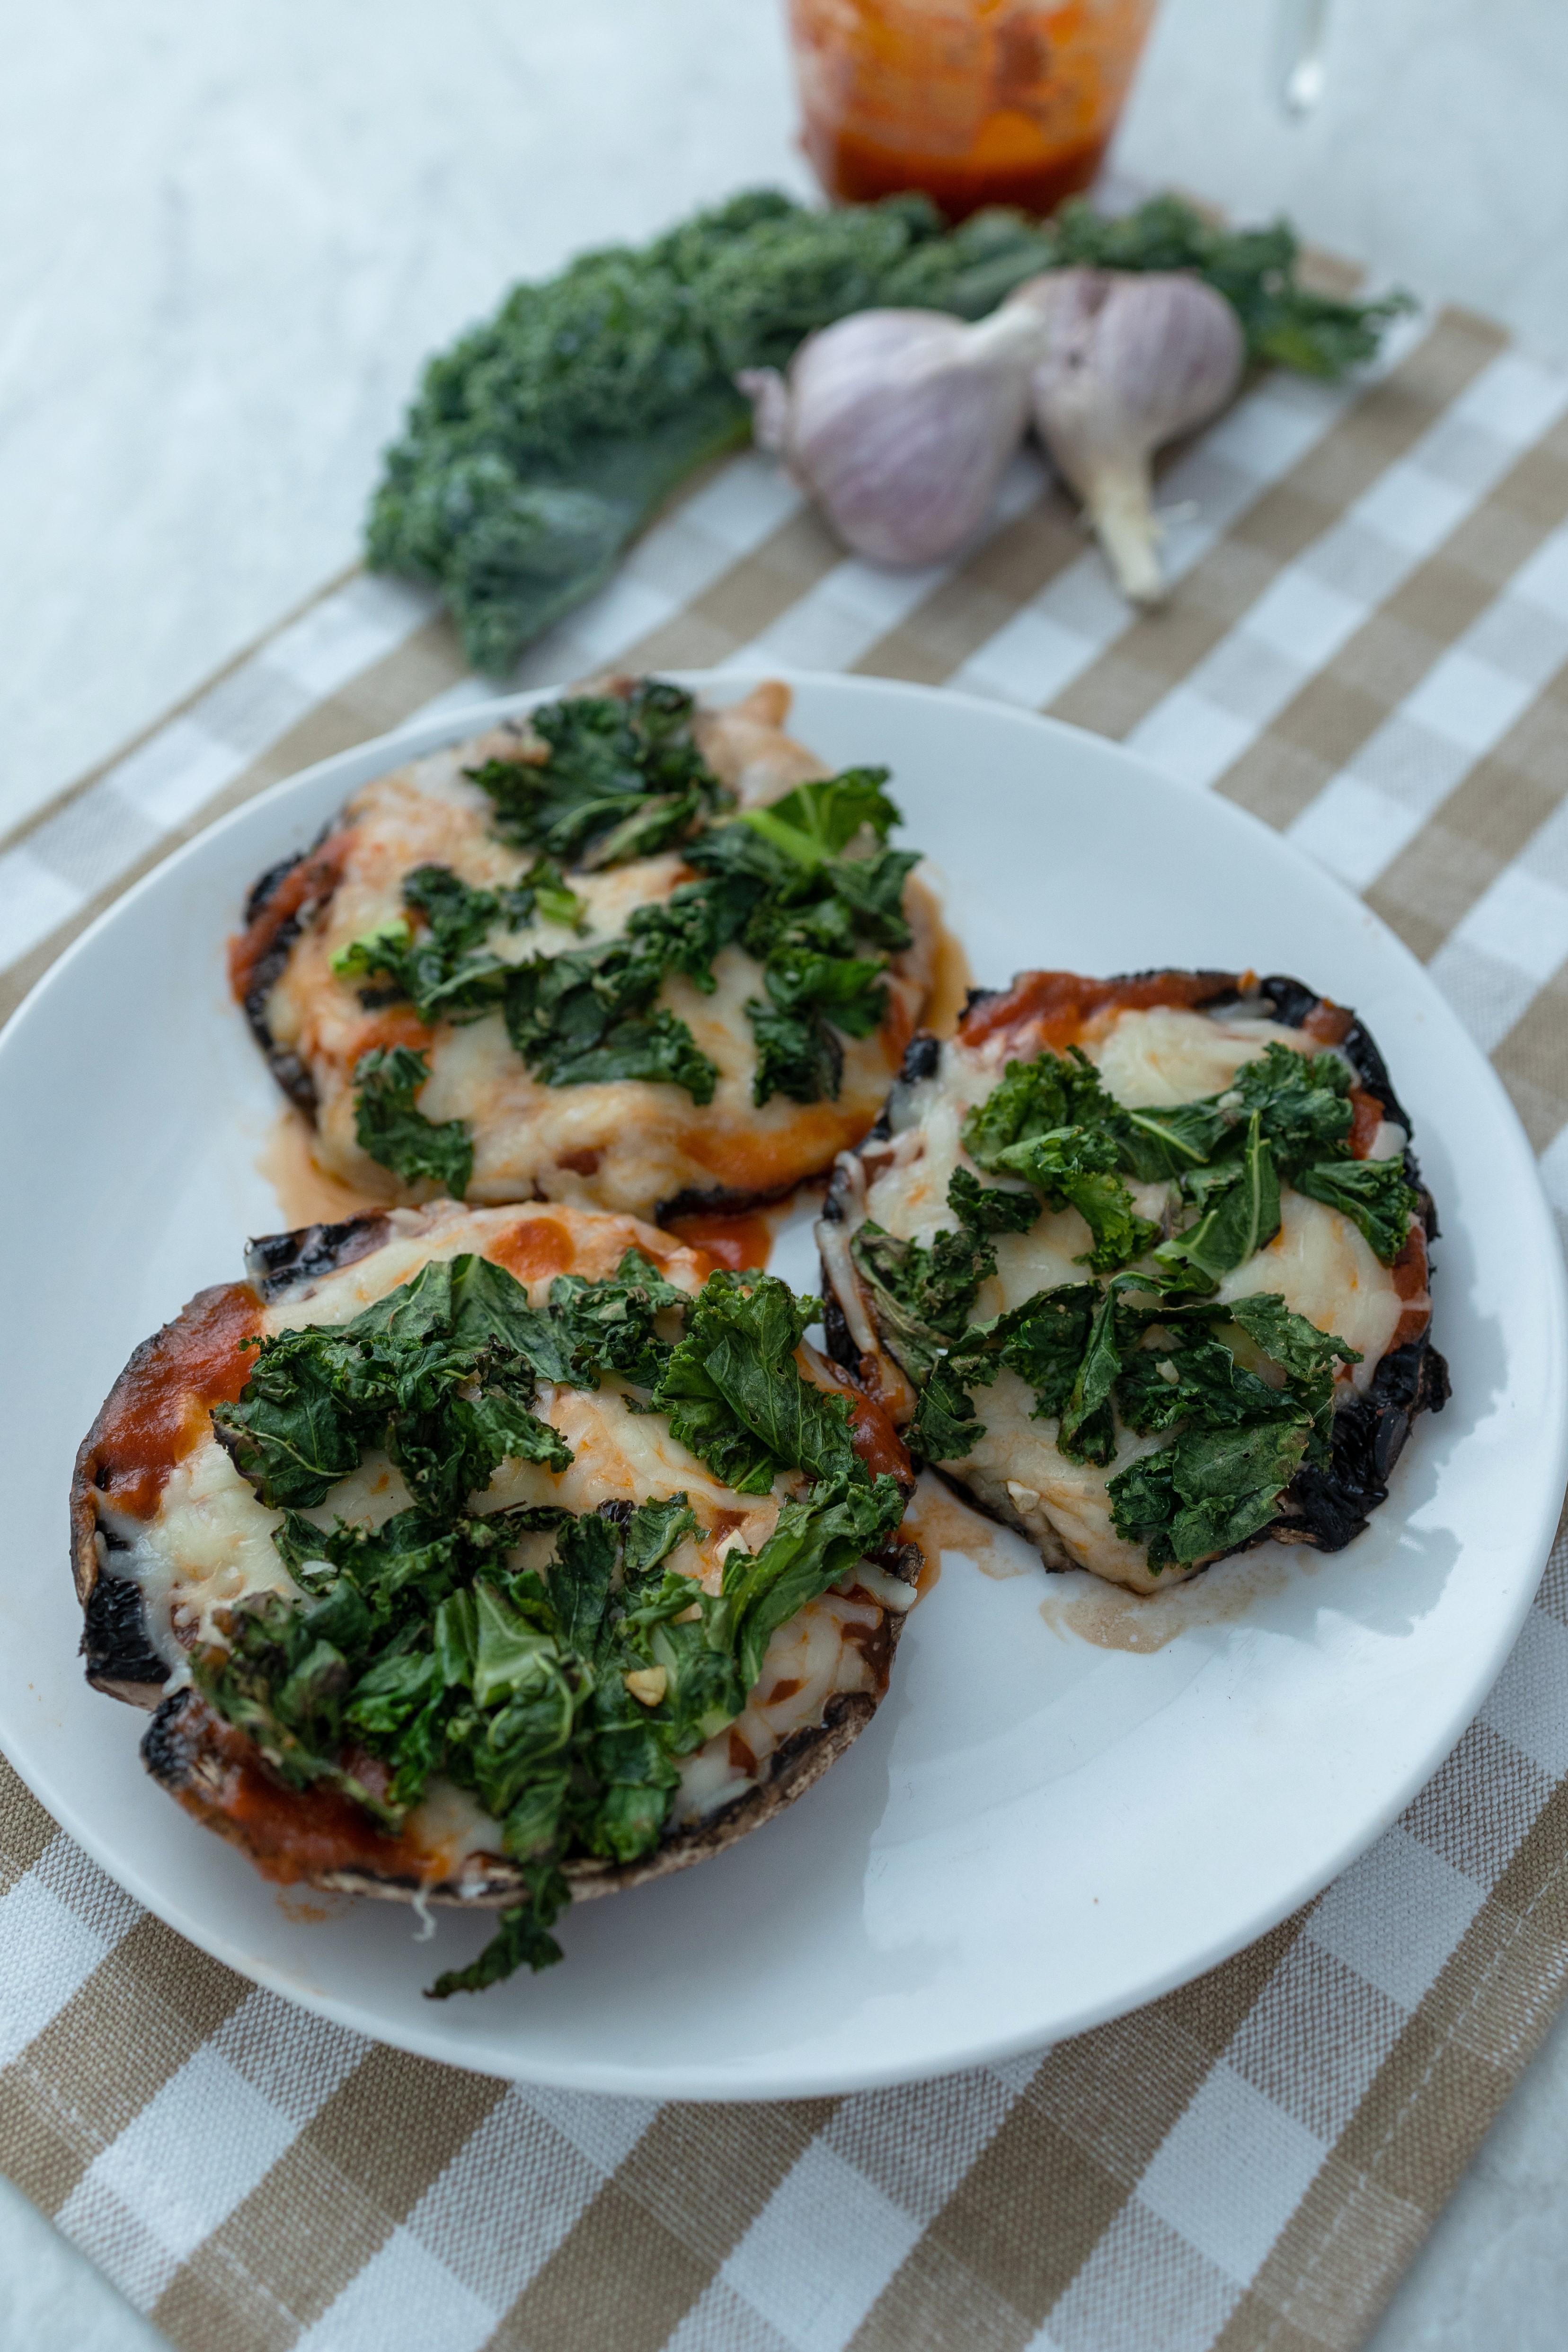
[71,1202,920,1926]
[819,968,1448,1593]
[231,677,937,1225]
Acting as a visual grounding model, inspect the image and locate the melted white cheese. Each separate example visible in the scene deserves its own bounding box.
[1083,1007,1314,1107]
[104,1438,297,1662]
[1218,1191,1401,1388]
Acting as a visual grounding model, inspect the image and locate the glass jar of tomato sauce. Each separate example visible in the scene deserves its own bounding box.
[786,0,1159,222]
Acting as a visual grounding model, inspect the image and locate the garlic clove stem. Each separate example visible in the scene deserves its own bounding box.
[1082,454,1167,606]
[1010,267,1244,611]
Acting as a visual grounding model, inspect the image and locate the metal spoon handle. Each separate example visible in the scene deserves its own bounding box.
[1274,0,1333,118]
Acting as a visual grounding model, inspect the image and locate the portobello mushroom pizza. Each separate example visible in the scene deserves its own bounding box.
[232,676,939,1224]
[819,969,1449,1597]
[71,1202,918,1994]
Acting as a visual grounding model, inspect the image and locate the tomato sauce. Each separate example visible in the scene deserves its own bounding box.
[663,1208,775,1273]
[1302,999,1354,1047]
[812,121,1111,220]
[82,1284,263,1520]
[787,0,1157,225]
[797,1348,916,1491]
[959,968,1241,1054]
[173,1705,457,1885]
[1389,1224,1432,1350]
[347,1008,436,1060]
[1347,1087,1385,1158]
[487,1217,577,1284]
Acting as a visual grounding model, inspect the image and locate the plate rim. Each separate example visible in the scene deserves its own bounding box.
[3,665,1564,2098]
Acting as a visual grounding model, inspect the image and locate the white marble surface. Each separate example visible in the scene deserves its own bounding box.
[5,1,1568,2344]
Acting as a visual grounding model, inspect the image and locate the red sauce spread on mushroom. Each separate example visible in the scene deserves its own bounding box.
[959,969,1243,1054]
[664,1208,775,1273]
[1347,1087,1386,1158]
[175,1706,453,1885]
[487,1218,576,1284]
[1389,1224,1432,1349]
[83,1284,264,1520]
[347,1008,436,1061]
[1302,999,1354,1047]
[797,1348,915,1491]
[228,835,351,1005]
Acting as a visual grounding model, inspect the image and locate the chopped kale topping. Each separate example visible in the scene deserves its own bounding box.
[466,681,729,864]
[196,1249,904,1999]
[353,1044,474,1199]
[338,696,923,1142]
[333,859,582,1025]
[850,1220,999,1387]
[961,1052,1157,1275]
[1288,1157,1419,1264]
[946,1166,1038,1234]
[857,1028,1395,1561]
[649,1270,873,1496]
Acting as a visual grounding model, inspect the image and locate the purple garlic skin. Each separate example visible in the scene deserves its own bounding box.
[1008,269,1245,605]
[737,304,1044,569]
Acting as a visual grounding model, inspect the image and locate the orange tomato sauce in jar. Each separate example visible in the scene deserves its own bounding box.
[787,0,1158,221]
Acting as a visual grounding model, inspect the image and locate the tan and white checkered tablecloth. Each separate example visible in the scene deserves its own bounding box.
[5,297,1568,2352]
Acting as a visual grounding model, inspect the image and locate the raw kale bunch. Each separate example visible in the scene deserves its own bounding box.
[200,1253,904,1994]
[336,691,922,1192]
[850,1038,1419,1568]
[365,188,1409,675]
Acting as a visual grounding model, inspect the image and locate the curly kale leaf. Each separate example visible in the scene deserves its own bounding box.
[549,1248,688,1388]
[1230,1042,1353,1158]
[946,1166,1040,1235]
[1115,1327,1306,1439]
[215,1252,573,1514]
[649,1271,860,1495]
[990,1129,1158,1275]
[347,1248,571,1374]
[501,916,721,1102]
[736,768,901,866]
[621,1494,698,1590]
[1288,1156,1420,1264]
[1055,1285,1124,1465]
[1224,1042,1416,1260]
[1107,1098,1232,1183]
[352,1044,473,1199]
[1108,1420,1312,1568]
[428,1867,572,1996]
[850,1220,998,1386]
[1151,1113,1281,1291]
[332,861,581,1025]
[911,1362,985,1465]
[1223,1293,1363,1382]
[748,948,889,1106]
[466,682,726,864]
[960,1048,1116,1170]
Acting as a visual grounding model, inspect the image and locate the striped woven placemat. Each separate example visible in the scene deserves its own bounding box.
[4,298,1568,2352]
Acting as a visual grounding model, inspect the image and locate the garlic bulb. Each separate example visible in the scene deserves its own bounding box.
[1008,269,1244,606]
[737,304,1046,569]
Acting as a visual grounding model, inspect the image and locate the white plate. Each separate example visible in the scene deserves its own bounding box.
[1,673,1563,2100]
